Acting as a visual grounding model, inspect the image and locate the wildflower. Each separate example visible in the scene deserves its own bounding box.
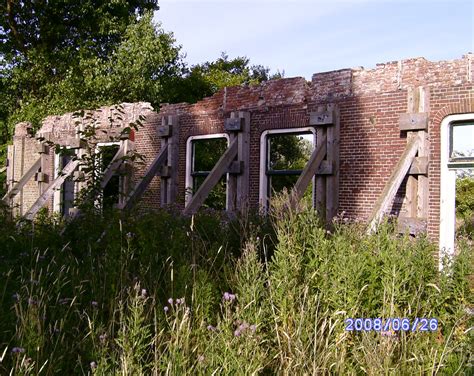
[223,292,236,302]
[164,306,169,313]
[11,347,25,354]
[234,329,241,337]
[176,297,184,305]
[126,232,133,239]
[91,301,99,308]
[99,334,107,344]
[90,361,97,370]
[140,289,147,298]
[207,325,216,331]
[198,355,205,362]
[167,298,173,305]
[28,298,37,306]
[250,324,256,333]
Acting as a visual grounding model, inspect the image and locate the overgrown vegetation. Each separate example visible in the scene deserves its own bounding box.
[0,198,472,374]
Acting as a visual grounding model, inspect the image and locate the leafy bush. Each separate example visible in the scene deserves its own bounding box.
[0,202,472,374]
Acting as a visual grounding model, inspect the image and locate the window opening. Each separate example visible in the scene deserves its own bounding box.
[97,143,121,210]
[260,128,316,210]
[186,135,229,210]
[54,149,76,215]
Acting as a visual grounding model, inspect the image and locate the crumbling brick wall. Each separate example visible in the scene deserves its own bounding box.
[6,54,474,246]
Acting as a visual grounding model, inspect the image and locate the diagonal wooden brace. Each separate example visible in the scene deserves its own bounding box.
[367,135,421,233]
[291,136,327,207]
[24,159,80,220]
[100,141,127,190]
[2,157,41,202]
[119,144,169,211]
[184,138,238,215]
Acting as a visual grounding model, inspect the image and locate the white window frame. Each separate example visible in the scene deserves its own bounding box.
[439,113,474,269]
[95,141,122,209]
[53,147,77,214]
[185,133,230,208]
[259,127,317,211]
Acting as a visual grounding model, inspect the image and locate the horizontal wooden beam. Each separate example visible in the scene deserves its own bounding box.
[292,135,327,204]
[24,159,80,220]
[397,217,427,235]
[184,138,238,215]
[2,157,41,202]
[408,156,428,175]
[399,113,428,131]
[309,110,334,126]
[368,135,421,233]
[120,144,169,211]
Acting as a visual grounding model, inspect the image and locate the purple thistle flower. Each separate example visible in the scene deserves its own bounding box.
[207,325,216,331]
[91,301,99,308]
[28,298,37,306]
[164,306,169,313]
[250,324,256,332]
[90,361,97,370]
[223,292,230,301]
[167,298,173,305]
[99,334,107,344]
[234,329,241,337]
[11,347,25,354]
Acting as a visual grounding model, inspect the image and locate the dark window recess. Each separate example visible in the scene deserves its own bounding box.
[191,138,228,210]
[59,154,75,215]
[266,132,314,200]
[100,144,121,209]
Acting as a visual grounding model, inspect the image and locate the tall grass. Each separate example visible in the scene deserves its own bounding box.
[0,201,472,374]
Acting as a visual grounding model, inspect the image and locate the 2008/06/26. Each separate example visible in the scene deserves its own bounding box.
[345,318,438,332]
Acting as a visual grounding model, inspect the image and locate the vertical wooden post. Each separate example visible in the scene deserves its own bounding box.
[236,111,250,212]
[226,111,250,213]
[160,115,179,206]
[325,104,340,223]
[315,105,327,217]
[227,112,238,211]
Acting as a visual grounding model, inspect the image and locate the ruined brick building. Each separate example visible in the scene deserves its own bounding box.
[4,54,474,259]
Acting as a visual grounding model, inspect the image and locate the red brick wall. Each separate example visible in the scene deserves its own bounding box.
[9,54,474,246]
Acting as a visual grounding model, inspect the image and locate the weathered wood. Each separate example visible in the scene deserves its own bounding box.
[157,125,171,137]
[166,116,179,204]
[399,113,428,131]
[35,143,49,154]
[121,144,169,211]
[315,111,327,215]
[99,141,126,190]
[417,131,429,219]
[224,117,244,132]
[236,111,250,211]
[408,156,429,175]
[157,165,171,178]
[2,157,41,201]
[34,172,49,183]
[24,159,80,220]
[368,135,421,233]
[292,136,327,203]
[309,110,334,126]
[397,217,427,235]
[184,138,238,215]
[316,161,333,175]
[228,160,244,175]
[326,104,340,223]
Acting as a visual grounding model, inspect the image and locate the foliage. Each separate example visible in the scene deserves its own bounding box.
[456,177,474,220]
[0,200,472,374]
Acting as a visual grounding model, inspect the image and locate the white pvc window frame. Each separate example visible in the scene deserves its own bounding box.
[53,147,77,214]
[185,133,230,208]
[439,113,474,268]
[259,127,317,211]
[95,141,122,209]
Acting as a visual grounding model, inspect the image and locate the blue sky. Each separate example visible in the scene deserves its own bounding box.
[155,0,473,79]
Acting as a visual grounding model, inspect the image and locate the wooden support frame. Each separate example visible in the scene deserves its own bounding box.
[291,136,327,205]
[2,157,41,202]
[24,159,80,220]
[120,144,169,211]
[160,115,179,206]
[227,111,250,212]
[99,140,127,190]
[367,135,421,233]
[184,138,238,215]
